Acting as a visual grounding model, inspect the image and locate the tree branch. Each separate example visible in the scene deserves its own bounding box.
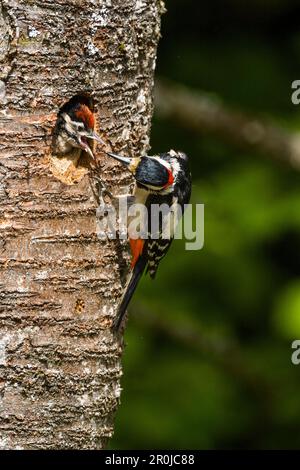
[155,79,300,169]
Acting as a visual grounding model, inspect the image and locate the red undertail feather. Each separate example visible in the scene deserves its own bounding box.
[129,238,145,269]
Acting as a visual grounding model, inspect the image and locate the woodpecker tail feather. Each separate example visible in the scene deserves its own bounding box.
[113,256,147,332]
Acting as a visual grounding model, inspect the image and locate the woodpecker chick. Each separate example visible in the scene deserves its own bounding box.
[106,149,192,331]
[52,95,104,159]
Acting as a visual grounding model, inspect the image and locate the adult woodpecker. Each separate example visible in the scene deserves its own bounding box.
[52,94,104,160]
[106,149,192,331]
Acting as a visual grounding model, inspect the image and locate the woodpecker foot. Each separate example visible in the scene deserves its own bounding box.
[91,175,113,202]
[100,186,114,201]
[97,189,113,214]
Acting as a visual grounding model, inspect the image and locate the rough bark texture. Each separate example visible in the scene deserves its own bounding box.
[0,0,164,450]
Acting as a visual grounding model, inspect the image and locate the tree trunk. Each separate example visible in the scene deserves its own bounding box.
[0,0,164,450]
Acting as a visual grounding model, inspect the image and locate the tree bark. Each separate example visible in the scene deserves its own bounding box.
[0,0,164,450]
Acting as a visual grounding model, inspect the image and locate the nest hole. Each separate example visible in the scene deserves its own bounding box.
[50,93,98,185]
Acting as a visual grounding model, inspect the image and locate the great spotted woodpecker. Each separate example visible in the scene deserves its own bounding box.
[52,94,104,160]
[106,149,192,331]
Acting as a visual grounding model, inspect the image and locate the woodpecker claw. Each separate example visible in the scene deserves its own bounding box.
[92,175,113,200]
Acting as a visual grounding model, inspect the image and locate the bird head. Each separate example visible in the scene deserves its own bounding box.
[60,103,104,159]
[53,95,105,159]
[106,149,189,193]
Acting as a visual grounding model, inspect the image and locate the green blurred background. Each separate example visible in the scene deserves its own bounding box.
[110,0,300,449]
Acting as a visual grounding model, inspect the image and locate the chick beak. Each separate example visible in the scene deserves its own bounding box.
[81,142,95,160]
[79,130,105,159]
[88,130,106,146]
[106,152,132,166]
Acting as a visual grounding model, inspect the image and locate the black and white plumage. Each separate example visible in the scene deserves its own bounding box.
[52,94,104,160]
[106,149,192,331]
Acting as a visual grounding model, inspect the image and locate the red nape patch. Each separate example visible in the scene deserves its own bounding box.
[129,238,145,269]
[75,104,95,130]
[163,168,174,188]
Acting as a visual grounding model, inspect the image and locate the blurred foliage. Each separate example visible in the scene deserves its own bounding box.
[110,0,300,449]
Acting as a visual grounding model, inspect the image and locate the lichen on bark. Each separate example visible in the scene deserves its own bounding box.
[0,0,164,449]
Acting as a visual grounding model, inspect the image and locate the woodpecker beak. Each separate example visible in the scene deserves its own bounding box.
[106,151,142,177]
[87,130,105,146]
[106,152,132,166]
[78,130,105,159]
[81,142,95,159]
[107,153,174,189]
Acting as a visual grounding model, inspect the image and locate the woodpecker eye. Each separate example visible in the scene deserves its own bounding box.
[74,122,85,131]
[177,151,188,161]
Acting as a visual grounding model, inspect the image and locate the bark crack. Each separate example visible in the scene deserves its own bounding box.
[0,0,164,450]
